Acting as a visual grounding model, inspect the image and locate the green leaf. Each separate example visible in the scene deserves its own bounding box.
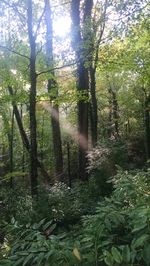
[132,223,147,233]
[0,259,12,266]
[32,218,46,230]
[111,247,122,263]
[46,250,55,261]
[42,220,53,231]
[23,253,33,266]
[104,251,114,266]
[143,244,150,266]
[122,245,130,263]
[37,253,45,266]
[132,234,149,248]
[14,258,24,266]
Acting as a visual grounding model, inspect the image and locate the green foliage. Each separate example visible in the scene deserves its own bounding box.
[1,219,78,266]
[1,169,150,265]
[79,169,150,265]
[0,186,33,225]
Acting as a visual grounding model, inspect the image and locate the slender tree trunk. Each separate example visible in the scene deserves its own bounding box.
[27,0,38,196]
[89,67,97,146]
[41,113,45,163]
[107,78,119,139]
[88,0,108,146]
[145,96,150,159]
[9,109,14,188]
[112,90,119,138]
[20,105,25,172]
[45,0,63,181]
[8,86,50,183]
[67,142,71,188]
[108,95,113,138]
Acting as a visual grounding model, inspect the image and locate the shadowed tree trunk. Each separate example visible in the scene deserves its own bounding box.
[107,76,119,139]
[9,108,14,188]
[112,93,119,137]
[108,94,113,138]
[71,0,93,181]
[88,0,108,147]
[20,104,25,172]
[40,113,45,163]
[145,95,150,159]
[89,67,97,146]
[27,0,38,196]
[45,0,63,181]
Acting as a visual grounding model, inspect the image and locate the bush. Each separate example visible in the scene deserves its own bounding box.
[0,219,79,266]
[87,144,114,197]
[79,169,150,265]
[2,169,150,265]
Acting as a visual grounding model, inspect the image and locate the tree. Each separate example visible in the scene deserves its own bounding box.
[88,0,108,146]
[45,0,63,181]
[27,0,38,196]
[71,0,93,180]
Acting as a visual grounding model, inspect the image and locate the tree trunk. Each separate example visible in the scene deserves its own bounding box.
[145,96,150,159]
[88,0,108,146]
[8,86,50,183]
[40,113,45,163]
[89,67,98,146]
[27,0,38,196]
[9,109,14,188]
[45,0,63,181]
[108,95,113,138]
[71,0,93,181]
[112,90,119,138]
[78,64,89,181]
[20,105,25,172]
[67,142,71,188]
[107,78,119,139]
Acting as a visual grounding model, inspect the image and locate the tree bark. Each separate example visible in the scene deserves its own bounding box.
[45,0,63,181]
[78,64,89,181]
[71,0,92,181]
[27,0,38,196]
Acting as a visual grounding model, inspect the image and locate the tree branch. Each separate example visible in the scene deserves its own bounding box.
[34,5,46,40]
[36,61,77,76]
[0,45,30,60]
[1,0,27,29]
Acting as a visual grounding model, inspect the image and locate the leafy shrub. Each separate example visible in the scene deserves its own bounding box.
[0,186,33,225]
[2,169,150,265]
[46,181,96,224]
[87,144,114,197]
[1,218,81,266]
[79,169,150,265]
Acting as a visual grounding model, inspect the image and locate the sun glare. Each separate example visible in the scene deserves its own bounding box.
[53,16,71,38]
